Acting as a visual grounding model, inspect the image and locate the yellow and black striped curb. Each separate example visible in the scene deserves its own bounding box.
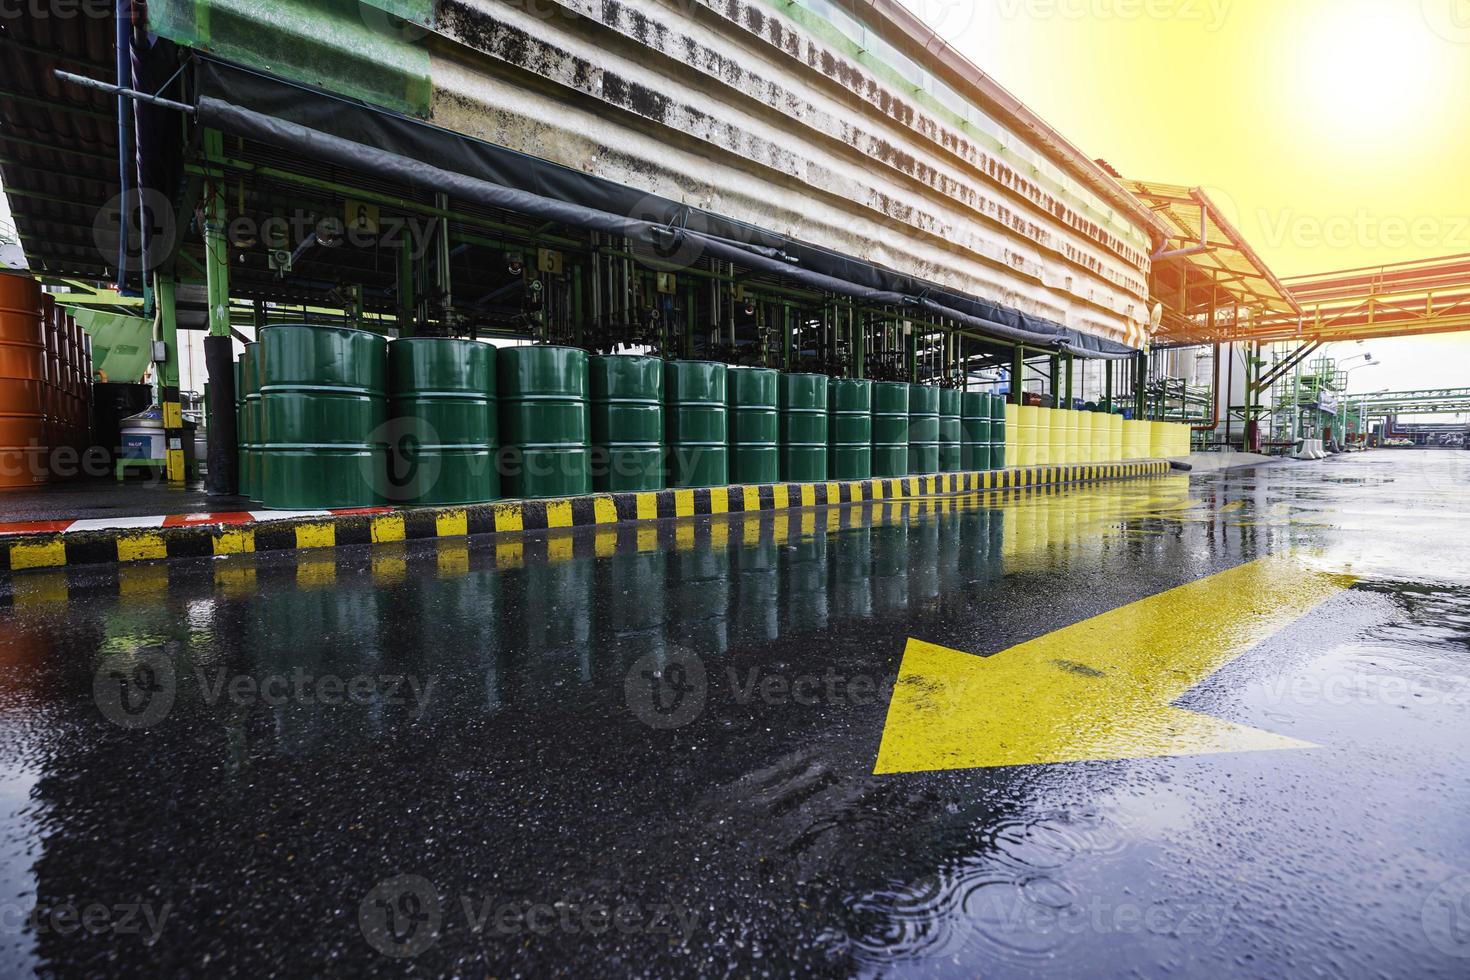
[0,461,1170,575]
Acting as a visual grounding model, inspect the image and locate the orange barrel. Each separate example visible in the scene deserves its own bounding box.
[0,273,49,488]
[45,296,64,457]
[67,313,82,452]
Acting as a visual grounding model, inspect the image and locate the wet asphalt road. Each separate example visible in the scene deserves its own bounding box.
[0,449,1468,978]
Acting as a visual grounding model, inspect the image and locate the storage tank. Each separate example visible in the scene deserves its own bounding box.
[727,366,779,485]
[907,384,940,475]
[990,394,1007,469]
[1003,399,1018,469]
[1017,404,1039,467]
[590,354,664,493]
[961,391,990,472]
[870,382,910,478]
[1078,411,1095,464]
[234,355,250,499]
[1044,408,1064,466]
[665,360,728,489]
[1037,406,1056,467]
[779,372,828,483]
[499,345,590,499]
[0,273,47,488]
[242,342,263,502]
[827,378,872,481]
[1149,420,1169,459]
[389,337,499,505]
[258,324,388,509]
[938,388,962,473]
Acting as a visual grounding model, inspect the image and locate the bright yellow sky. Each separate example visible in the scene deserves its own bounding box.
[901,0,1470,398]
[904,0,1470,279]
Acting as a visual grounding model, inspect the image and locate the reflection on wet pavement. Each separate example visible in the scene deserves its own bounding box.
[0,451,1468,976]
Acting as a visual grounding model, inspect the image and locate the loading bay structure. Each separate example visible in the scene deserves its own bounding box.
[2,1,1468,486]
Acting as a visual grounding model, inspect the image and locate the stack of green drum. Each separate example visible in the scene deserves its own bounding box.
[590,354,664,493]
[241,342,262,503]
[871,382,909,478]
[939,388,962,473]
[828,378,872,480]
[907,384,940,475]
[779,373,828,483]
[990,392,1007,468]
[727,366,779,485]
[961,391,990,472]
[499,345,590,499]
[665,360,728,489]
[258,323,388,509]
[233,356,249,499]
[388,338,498,506]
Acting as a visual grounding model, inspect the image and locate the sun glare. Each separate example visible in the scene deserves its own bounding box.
[1297,7,1443,142]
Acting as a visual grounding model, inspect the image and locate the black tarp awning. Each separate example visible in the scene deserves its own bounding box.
[193,58,1138,359]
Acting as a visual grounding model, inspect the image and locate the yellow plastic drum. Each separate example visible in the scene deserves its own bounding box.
[1005,402,1019,468]
[1017,404,1039,467]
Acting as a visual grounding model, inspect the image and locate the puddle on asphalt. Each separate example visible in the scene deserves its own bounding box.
[0,452,1468,975]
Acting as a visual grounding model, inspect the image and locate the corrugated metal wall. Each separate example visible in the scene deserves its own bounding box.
[149,0,1154,346]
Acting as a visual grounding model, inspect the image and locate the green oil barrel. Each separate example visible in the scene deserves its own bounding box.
[241,343,263,503]
[871,382,910,478]
[828,378,872,481]
[907,384,940,475]
[779,372,828,483]
[590,354,664,493]
[258,324,387,509]
[961,391,990,472]
[727,366,779,485]
[939,388,962,473]
[234,355,249,499]
[664,360,728,488]
[498,345,591,499]
[989,393,1007,469]
[388,338,498,506]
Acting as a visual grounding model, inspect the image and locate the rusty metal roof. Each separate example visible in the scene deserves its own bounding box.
[0,12,120,281]
[1120,179,1300,345]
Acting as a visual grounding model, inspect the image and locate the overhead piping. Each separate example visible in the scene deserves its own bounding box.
[197,94,1139,360]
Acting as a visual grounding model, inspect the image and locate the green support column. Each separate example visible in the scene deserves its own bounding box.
[1105,360,1114,412]
[905,324,918,382]
[1011,346,1024,405]
[202,128,238,495]
[781,302,793,371]
[1049,355,1061,408]
[853,311,865,379]
[1134,352,1147,419]
[1064,352,1074,407]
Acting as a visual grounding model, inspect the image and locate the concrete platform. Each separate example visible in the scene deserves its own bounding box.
[0,461,1171,574]
[2,451,1467,977]
[1173,451,1280,474]
[0,479,249,524]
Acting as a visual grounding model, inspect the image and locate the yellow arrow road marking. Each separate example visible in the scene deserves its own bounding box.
[874,554,1356,773]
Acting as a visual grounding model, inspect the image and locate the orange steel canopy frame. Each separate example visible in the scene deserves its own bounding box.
[1253,253,1470,344]
[1121,179,1470,349]
[1122,179,1300,349]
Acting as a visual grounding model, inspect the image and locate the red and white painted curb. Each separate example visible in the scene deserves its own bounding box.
[0,507,395,538]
